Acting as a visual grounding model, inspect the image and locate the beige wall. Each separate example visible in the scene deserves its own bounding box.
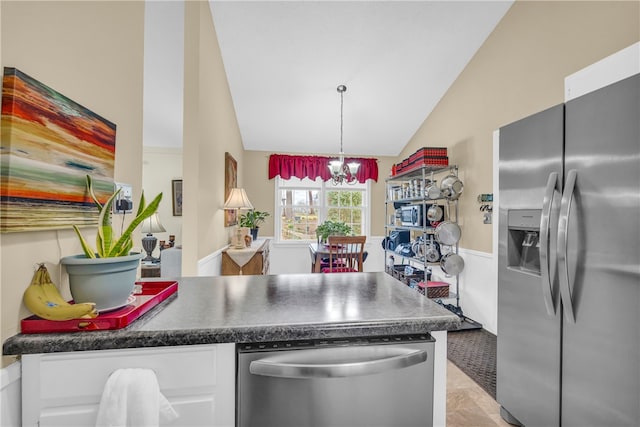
[242,151,397,239]
[142,147,183,255]
[242,151,276,236]
[400,0,640,253]
[181,1,245,275]
[0,1,145,365]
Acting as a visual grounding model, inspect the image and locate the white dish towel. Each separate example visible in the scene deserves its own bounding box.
[96,368,179,427]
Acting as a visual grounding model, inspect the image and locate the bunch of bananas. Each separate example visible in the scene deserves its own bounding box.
[23,264,98,321]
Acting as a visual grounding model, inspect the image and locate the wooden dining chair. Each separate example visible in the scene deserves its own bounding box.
[322,235,367,273]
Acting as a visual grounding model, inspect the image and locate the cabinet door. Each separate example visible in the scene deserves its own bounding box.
[38,397,216,426]
[22,344,235,427]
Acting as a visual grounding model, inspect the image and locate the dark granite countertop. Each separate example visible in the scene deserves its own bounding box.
[3,272,461,355]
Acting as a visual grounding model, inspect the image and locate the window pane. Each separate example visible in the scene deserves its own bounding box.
[279,187,320,240]
[277,177,367,241]
[280,208,319,240]
[327,191,339,207]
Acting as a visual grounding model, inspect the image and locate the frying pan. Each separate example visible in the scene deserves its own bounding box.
[434,221,461,246]
[427,204,443,223]
[440,174,464,201]
[440,252,465,275]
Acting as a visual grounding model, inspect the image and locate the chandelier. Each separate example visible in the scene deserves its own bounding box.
[328,84,360,185]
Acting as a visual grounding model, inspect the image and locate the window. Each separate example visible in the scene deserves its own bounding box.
[276,177,369,241]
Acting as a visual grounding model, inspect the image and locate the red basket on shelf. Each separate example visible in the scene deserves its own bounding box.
[425,281,450,298]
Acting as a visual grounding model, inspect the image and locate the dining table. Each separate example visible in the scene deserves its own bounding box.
[308,242,368,273]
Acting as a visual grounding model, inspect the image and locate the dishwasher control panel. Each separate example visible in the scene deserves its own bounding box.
[237,333,434,353]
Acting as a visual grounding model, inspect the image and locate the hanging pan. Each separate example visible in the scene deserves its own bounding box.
[424,235,441,263]
[434,202,461,246]
[427,204,443,223]
[440,253,465,276]
[434,221,461,246]
[440,174,464,201]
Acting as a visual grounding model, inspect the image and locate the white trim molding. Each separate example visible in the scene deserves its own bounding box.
[565,41,640,101]
[1,361,22,427]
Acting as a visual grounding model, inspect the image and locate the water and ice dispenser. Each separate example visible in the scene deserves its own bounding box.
[507,210,541,274]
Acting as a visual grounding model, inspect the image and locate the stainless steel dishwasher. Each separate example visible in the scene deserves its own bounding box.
[236,333,434,427]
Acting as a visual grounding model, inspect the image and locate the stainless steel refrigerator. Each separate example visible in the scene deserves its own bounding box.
[497,72,639,427]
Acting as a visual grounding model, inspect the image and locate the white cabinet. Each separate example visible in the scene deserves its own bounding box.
[21,344,235,427]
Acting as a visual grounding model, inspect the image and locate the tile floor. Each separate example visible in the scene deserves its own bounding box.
[447,361,512,427]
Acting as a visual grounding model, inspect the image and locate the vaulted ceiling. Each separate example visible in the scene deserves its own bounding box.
[143,1,514,157]
[209,1,513,157]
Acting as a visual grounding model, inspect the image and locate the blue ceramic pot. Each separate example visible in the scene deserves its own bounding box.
[60,252,143,312]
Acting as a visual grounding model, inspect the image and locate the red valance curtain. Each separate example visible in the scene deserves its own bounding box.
[268,154,378,183]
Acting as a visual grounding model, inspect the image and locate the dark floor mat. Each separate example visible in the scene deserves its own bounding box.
[447,328,496,399]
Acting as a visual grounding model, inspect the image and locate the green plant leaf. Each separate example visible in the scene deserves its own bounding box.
[73,175,162,258]
[96,188,120,257]
[86,175,103,210]
[136,190,146,217]
[108,192,163,257]
[112,236,133,257]
[239,210,270,228]
[72,225,96,258]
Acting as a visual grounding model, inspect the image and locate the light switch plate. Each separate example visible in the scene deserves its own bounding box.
[483,212,492,224]
[113,182,133,214]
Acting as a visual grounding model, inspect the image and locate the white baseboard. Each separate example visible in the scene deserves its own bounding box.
[457,248,497,334]
[197,246,225,276]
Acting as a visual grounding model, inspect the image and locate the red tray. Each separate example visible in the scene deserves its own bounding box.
[20,281,178,333]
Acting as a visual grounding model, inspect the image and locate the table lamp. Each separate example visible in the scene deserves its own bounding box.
[141,212,166,262]
[224,188,253,248]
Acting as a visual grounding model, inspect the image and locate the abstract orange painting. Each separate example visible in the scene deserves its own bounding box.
[1,67,115,232]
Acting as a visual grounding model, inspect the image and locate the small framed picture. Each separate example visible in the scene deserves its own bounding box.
[172,179,182,216]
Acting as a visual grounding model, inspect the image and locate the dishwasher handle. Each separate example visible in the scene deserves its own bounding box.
[249,347,428,379]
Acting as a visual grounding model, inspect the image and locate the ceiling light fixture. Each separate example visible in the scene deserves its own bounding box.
[328,84,359,185]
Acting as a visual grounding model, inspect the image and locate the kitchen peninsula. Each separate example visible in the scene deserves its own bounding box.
[4,272,460,426]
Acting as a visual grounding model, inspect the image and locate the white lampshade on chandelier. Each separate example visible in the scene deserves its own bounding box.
[328,85,360,185]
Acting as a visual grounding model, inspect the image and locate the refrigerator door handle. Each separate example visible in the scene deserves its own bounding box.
[540,172,559,316]
[558,169,577,323]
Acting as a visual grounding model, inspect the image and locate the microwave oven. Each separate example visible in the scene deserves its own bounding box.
[400,205,423,227]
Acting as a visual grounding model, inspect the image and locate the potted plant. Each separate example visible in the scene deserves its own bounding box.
[60,175,162,311]
[315,220,353,244]
[239,210,270,241]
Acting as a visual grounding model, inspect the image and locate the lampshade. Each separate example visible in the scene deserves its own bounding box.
[140,212,165,262]
[140,212,166,234]
[224,188,254,210]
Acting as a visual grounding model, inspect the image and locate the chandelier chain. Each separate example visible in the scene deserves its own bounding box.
[329,84,359,185]
[339,87,344,153]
